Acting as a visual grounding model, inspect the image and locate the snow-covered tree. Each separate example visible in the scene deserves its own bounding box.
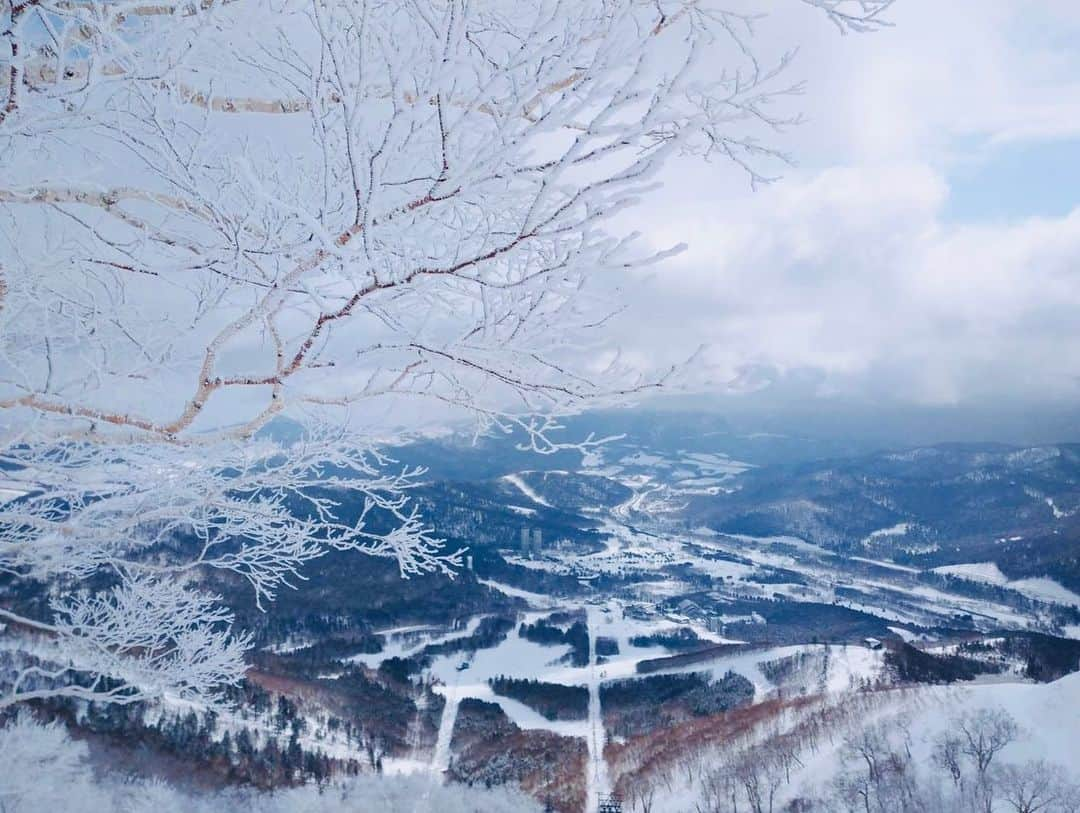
[0,713,106,810]
[0,0,894,709]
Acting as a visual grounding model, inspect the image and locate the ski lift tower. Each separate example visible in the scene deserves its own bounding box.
[598,794,623,813]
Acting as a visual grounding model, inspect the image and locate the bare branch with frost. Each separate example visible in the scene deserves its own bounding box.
[0,0,893,708]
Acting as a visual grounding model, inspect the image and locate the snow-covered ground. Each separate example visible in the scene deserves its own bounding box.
[934,562,1012,584]
[502,474,551,507]
[1046,496,1069,518]
[1009,577,1080,607]
[849,555,920,573]
[934,563,1080,607]
[152,691,369,765]
[162,445,1077,811]
[237,448,1080,809]
[793,673,1080,799]
[365,595,889,799]
[476,578,555,606]
[861,523,911,546]
[636,672,1080,812]
[499,453,1073,637]
[350,616,488,668]
[584,604,611,812]
[0,480,28,503]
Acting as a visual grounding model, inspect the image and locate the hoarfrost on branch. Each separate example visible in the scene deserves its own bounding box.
[0,0,893,707]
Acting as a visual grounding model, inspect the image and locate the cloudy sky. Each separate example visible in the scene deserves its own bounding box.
[610,0,1080,408]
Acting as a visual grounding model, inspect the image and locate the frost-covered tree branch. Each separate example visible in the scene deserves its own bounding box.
[0,0,893,708]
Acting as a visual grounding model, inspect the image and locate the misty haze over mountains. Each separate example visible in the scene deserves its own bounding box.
[3,0,1080,811]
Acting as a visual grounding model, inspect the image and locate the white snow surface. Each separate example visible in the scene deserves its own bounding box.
[1009,577,1080,606]
[934,563,1080,606]
[861,523,911,545]
[646,673,1080,812]
[501,474,551,507]
[476,578,553,606]
[934,562,1010,585]
[1045,496,1069,518]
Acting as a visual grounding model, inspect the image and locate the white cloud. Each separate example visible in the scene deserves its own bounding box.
[779,0,1080,160]
[600,0,1080,406]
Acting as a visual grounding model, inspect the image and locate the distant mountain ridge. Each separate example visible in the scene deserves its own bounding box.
[684,442,1080,590]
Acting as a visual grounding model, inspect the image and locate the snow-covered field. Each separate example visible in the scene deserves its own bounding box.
[356,592,889,803]
[935,563,1080,607]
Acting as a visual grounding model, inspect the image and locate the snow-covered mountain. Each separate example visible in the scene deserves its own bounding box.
[5,411,1079,811]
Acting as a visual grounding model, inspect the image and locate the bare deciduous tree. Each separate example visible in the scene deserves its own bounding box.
[956,708,1020,780]
[0,0,895,709]
[995,760,1078,813]
[932,732,964,788]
